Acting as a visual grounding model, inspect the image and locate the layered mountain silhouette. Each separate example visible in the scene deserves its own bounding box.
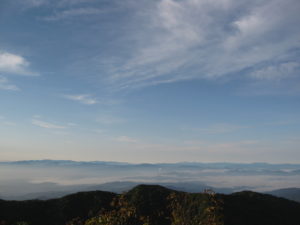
[1,185,300,225]
[2,160,300,201]
[266,187,300,202]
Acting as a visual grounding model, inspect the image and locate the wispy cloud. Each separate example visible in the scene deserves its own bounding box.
[93,129,105,134]
[2,121,17,126]
[205,140,260,152]
[0,116,17,126]
[17,0,48,9]
[67,122,77,126]
[103,0,300,90]
[44,7,105,21]
[263,120,300,126]
[249,62,300,80]
[63,94,98,105]
[0,76,19,91]
[57,0,96,7]
[96,115,125,124]
[52,130,70,136]
[0,51,37,76]
[32,119,67,129]
[237,77,300,96]
[183,123,246,135]
[111,138,260,157]
[115,136,138,143]
[199,123,245,134]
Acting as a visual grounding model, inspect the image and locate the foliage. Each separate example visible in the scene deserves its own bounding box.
[15,222,29,225]
[1,185,300,225]
[223,191,300,225]
[85,195,150,225]
[0,191,115,225]
[168,189,223,225]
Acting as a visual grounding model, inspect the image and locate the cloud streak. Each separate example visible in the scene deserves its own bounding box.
[0,76,19,91]
[63,94,98,105]
[0,116,17,126]
[32,119,67,129]
[249,62,300,80]
[103,0,300,90]
[116,136,138,143]
[187,123,246,135]
[44,7,105,21]
[17,0,48,9]
[96,115,125,124]
[57,0,97,7]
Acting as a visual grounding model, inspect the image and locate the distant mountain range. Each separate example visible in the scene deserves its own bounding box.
[1,185,300,225]
[2,159,300,169]
[2,180,299,203]
[1,160,299,202]
[266,187,300,202]
[0,181,236,200]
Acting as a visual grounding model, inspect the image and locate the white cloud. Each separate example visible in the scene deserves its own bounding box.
[63,94,98,105]
[44,7,105,21]
[57,0,96,6]
[105,0,300,89]
[0,116,17,126]
[26,0,47,7]
[52,130,70,136]
[32,119,67,129]
[0,76,19,91]
[116,136,138,143]
[205,140,259,152]
[2,121,17,126]
[93,129,105,134]
[17,0,48,9]
[250,62,300,80]
[0,51,36,75]
[96,115,125,124]
[67,122,77,126]
[197,123,245,134]
[181,123,246,135]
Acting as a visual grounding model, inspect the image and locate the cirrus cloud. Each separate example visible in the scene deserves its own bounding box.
[32,119,67,129]
[0,76,19,91]
[116,136,138,143]
[105,0,300,90]
[43,7,106,21]
[63,94,98,105]
[249,62,300,80]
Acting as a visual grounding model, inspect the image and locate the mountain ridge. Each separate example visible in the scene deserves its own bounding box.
[1,159,300,167]
[1,184,300,225]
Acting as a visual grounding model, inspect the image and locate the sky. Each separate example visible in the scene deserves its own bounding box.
[0,0,299,163]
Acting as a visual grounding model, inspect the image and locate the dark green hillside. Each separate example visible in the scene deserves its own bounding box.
[223,191,300,225]
[84,185,217,225]
[124,184,173,224]
[1,185,300,225]
[0,191,116,225]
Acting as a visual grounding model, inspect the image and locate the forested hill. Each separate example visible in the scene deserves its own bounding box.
[1,185,300,225]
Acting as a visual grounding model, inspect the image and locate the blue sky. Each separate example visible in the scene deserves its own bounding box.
[0,0,300,163]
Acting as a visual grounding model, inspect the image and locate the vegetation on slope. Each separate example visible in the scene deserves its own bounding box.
[1,185,300,225]
[0,191,116,225]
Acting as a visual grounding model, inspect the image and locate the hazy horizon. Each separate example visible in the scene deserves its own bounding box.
[1,159,300,164]
[1,160,300,200]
